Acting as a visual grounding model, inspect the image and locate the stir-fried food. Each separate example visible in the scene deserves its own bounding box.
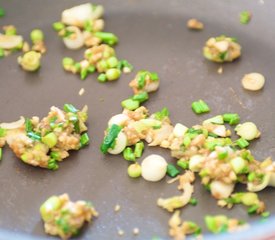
[40,194,98,239]
[0,104,89,169]
[203,35,241,62]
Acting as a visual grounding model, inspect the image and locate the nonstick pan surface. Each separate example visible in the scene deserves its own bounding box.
[0,0,275,239]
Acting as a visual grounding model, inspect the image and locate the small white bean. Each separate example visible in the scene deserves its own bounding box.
[141,154,167,182]
[241,73,265,91]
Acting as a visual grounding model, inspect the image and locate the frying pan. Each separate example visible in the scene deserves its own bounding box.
[0,0,275,239]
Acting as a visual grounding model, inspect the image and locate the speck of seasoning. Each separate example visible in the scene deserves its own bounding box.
[118,229,124,236]
[99,98,104,102]
[114,204,121,212]
[217,66,223,74]
[79,88,85,96]
[133,227,139,235]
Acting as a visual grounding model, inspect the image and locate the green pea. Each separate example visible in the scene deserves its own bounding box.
[106,68,121,81]
[128,163,142,178]
[30,29,44,43]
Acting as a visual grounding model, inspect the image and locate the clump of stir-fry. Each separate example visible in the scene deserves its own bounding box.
[40,194,98,239]
[0,104,89,169]
[53,3,133,81]
[203,35,241,62]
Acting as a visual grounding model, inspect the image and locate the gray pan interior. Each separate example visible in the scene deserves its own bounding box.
[0,0,275,239]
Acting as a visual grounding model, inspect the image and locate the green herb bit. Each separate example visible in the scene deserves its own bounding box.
[132,92,149,103]
[0,148,2,160]
[25,118,33,132]
[189,197,198,206]
[177,160,189,170]
[240,11,251,24]
[166,163,180,178]
[247,204,259,214]
[50,151,61,161]
[106,68,121,81]
[94,32,118,46]
[121,98,140,111]
[0,48,4,58]
[235,138,249,149]
[219,51,228,61]
[52,22,65,31]
[191,100,210,114]
[203,115,224,125]
[134,141,144,158]
[27,131,41,141]
[48,158,59,170]
[62,57,74,70]
[80,68,88,80]
[218,150,228,160]
[100,124,122,154]
[117,60,133,71]
[97,73,107,82]
[128,163,142,178]
[137,72,146,89]
[80,133,90,147]
[0,7,5,17]
[205,215,229,234]
[63,104,78,113]
[30,29,44,43]
[0,128,7,137]
[247,172,256,182]
[42,132,57,148]
[4,25,17,36]
[154,107,170,121]
[123,147,136,161]
[150,72,159,81]
[223,113,240,125]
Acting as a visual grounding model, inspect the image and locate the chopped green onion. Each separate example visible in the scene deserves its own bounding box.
[74,62,81,72]
[123,147,136,161]
[42,132,57,148]
[30,29,44,43]
[137,72,146,89]
[52,22,65,31]
[177,160,189,170]
[100,124,121,154]
[117,60,133,71]
[203,115,224,125]
[218,151,228,160]
[94,32,118,46]
[80,133,90,147]
[63,104,78,113]
[219,51,228,61]
[27,131,41,141]
[62,57,74,69]
[223,113,240,125]
[235,138,249,149]
[50,151,61,161]
[0,8,5,17]
[150,72,159,81]
[106,68,121,81]
[134,141,144,158]
[106,56,118,68]
[25,118,33,132]
[189,197,198,206]
[121,98,140,110]
[183,135,191,147]
[4,26,17,36]
[88,65,96,73]
[166,163,180,177]
[128,163,142,178]
[191,100,210,114]
[0,48,4,58]
[84,20,93,32]
[230,157,247,174]
[132,92,149,103]
[0,148,2,160]
[48,158,59,170]
[97,73,107,82]
[247,204,259,214]
[0,128,7,137]
[80,68,88,80]
[247,172,256,182]
[240,11,251,24]
[154,107,170,121]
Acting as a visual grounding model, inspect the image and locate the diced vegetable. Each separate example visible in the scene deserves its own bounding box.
[94,32,118,46]
[100,124,121,153]
[18,51,41,71]
[153,107,170,121]
[80,133,90,147]
[0,8,5,17]
[240,11,251,24]
[241,73,265,91]
[192,100,210,114]
[63,104,78,113]
[30,29,44,43]
[128,163,142,178]
[223,113,240,125]
[132,92,149,103]
[134,141,144,158]
[235,122,260,140]
[121,98,140,111]
[106,68,121,81]
[42,132,58,148]
[166,163,180,178]
[123,147,136,161]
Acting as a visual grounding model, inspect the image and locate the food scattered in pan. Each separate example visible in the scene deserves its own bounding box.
[40,194,98,239]
[187,18,204,30]
[241,73,265,91]
[203,35,241,62]
[56,4,133,81]
[0,104,89,169]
